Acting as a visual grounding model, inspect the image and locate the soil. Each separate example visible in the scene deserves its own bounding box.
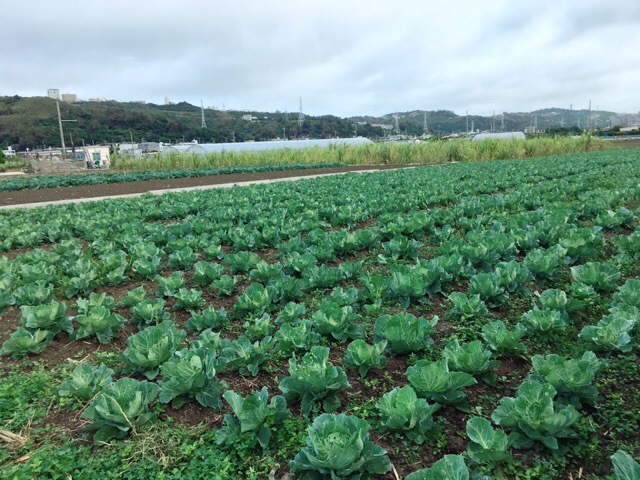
[0,165,419,207]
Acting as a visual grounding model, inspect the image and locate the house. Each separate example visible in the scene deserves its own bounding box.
[83,146,111,168]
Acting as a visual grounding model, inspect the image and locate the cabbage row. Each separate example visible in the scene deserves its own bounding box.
[0,149,639,479]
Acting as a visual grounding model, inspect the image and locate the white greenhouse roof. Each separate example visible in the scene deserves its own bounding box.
[162,137,373,155]
[473,132,526,141]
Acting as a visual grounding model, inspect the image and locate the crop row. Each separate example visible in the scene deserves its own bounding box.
[0,149,639,479]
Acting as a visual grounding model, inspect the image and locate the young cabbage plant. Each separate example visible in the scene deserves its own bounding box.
[0,328,53,359]
[72,305,127,344]
[123,321,186,379]
[311,301,365,342]
[82,378,160,443]
[491,379,580,451]
[186,305,229,332]
[21,300,73,336]
[274,320,321,356]
[405,454,470,480]
[159,348,226,409]
[211,274,238,297]
[612,278,640,309]
[215,387,290,450]
[522,245,567,281]
[570,261,621,293]
[481,320,527,357]
[167,246,199,270]
[12,280,55,307]
[172,288,206,312]
[131,298,171,326]
[219,335,276,376]
[579,312,635,353]
[530,351,602,408]
[443,339,501,385]
[278,346,350,417]
[406,359,477,411]
[518,308,566,334]
[155,272,186,297]
[191,261,224,287]
[290,413,391,479]
[468,272,509,308]
[611,450,640,480]
[58,363,114,401]
[465,416,513,465]
[234,283,274,314]
[374,312,437,355]
[249,261,285,283]
[343,340,388,378]
[76,293,116,316]
[447,292,488,321]
[243,313,276,341]
[117,285,147,308]
[223,251,261,274]
[376,385,439,444]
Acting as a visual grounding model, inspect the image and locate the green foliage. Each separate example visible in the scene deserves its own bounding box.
[519,308,567,333]
[406,359,477,411]
[579,312,635,353]
[192,260,224,286]
[215,387,290,450]
[223,251,261,274]
[76,292,116,315]
[131,297,171,326]
[311,301,365,342]
[376,385,439,444]
[290,413,391,479]
[447,292,488,321]
[172,288,206,311]
[168,247,199,270]
[0,328,53,359]
[72,306,127,344]
[234,283,274,314]
[443,339,500,385]
[220,335,275,376]
[611,450,640,480]
[275,320,321,356]
[58,363,114,401]
[466,416,513,464]
[522,245,567,280]
[491,379,580,450]
[481,320,527,356]
[117,285,147,308]
[123,321,186,379]
[155,271,186,297]
[374,312,437,355]
[530,351,602,408]
[278,346,350,417]
[82,377,160,443]
[159,348,226,409]
[343,340,388,378]
[405,454,470,480]
[468,272,509,308]
[21,300,72,336]
[570,261,621,292]
[186,305,229,332]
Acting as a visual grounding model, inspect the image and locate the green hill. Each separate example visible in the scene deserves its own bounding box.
[0,95,632,150]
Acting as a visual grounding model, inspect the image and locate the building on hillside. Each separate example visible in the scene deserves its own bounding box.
[47,89,60,100]
[242,114,258,122]
[2,146,16,157]
[61,93,77,103]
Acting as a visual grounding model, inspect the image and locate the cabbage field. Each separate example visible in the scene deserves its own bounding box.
[0,149,639,479]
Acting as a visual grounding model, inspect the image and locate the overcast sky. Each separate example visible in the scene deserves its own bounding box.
[2,0,639,117]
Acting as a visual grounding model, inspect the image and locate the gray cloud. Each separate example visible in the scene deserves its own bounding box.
[1,0,639,117]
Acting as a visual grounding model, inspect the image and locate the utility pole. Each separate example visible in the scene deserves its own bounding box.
[423,111,429,135]
[200,100,207,128]
[298,97,304,128]
[587,100,592,130]
[56,100,66,156]
[466,110,469,133]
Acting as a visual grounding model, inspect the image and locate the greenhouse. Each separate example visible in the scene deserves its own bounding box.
[161,137,373,155]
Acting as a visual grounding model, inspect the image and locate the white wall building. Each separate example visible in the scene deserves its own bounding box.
[47,88,60,100]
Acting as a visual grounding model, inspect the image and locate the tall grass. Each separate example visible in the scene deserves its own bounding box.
[111,135,607,171]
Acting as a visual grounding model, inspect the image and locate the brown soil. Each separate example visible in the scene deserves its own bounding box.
[0,165,418,207]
